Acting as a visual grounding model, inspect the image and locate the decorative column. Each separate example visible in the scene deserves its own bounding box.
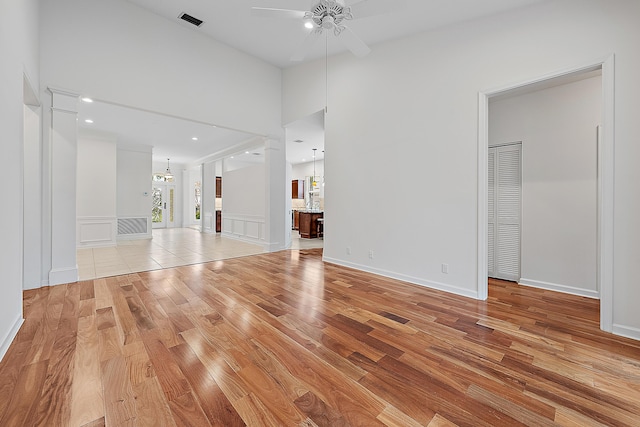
[48,87,79,285]
[264,137,287,252]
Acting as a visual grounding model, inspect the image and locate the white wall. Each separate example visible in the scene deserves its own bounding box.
[222,163,267,245]
[283,0,640,336]
[489,76,601,297]
[39,0,282,138]
[23,104,42,289]
[0,0,40,360]
[117,145,153,239]
[77,133,118,247]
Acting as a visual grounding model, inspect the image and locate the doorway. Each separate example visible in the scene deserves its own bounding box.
[152,184,175,229]
[477,57,615,333]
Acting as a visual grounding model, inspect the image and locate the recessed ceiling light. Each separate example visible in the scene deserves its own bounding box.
[192,137,198,141]
[245,151,250,154]
[302,158,306,162]
[81,97,93,103]
[230,156,234,159]
[85,119,94,124]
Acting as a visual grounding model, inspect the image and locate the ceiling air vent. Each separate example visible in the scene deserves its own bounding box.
[179,12,204,27]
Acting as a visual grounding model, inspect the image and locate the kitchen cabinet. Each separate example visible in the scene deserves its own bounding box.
[298,211,323,239]
[292,210,300,230]
[292,179,304,199]
[216,176,222,198]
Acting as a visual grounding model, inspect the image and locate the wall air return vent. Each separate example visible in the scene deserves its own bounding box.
[118,217,148,235]
[179,12,204,27]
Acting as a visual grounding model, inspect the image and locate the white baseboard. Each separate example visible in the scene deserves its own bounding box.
[322,256,479,300]
[519,278,600,299]
[612,324,640,341]
[49,266,79,286]
[0,316,24,363]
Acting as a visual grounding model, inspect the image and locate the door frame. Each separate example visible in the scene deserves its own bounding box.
[477,55,615,333]
[152,183,176,229]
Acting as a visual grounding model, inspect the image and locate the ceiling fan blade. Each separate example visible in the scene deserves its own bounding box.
[251,7,306,19]
[291,29,323,61]
[347,0,407,19]
[337,26,371,57]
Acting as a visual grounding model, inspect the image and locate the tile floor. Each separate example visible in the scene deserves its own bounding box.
[77,227,323,280]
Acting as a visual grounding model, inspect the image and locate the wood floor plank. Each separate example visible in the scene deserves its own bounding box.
[69,315,104,427]
[27,283,80,427]
[131,376,177,427]
[101,355,137,426]
[169,343,246,427]
[1,248,640,426]
[140,329,191,401]
[0,360,48,426]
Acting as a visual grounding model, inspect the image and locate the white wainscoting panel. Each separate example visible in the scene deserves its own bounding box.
[77,216,117,248]
[203,212,214,233]
[222,213,265,245]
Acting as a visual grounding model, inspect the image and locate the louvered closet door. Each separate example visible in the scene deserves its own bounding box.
[488,144,521,281]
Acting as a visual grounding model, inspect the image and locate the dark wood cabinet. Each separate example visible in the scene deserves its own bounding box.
[292,180,304,199]
[293,210,300,230]
[216,176,222,198]
[216,210,221,233]
[298,212,323,238]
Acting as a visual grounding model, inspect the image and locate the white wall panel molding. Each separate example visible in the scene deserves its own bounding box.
[221,213,266,246]
[77,216,117,248]
[203,212,215,234]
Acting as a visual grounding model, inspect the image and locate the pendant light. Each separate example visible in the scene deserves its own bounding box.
[312,149,317,187]
[165,158,174,180]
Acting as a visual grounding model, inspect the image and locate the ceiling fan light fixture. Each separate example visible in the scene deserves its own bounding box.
[304,20,314,29]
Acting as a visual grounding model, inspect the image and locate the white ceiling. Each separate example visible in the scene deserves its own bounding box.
[124,0,551,69]
[79,0,552,165]
[77,100,259,165]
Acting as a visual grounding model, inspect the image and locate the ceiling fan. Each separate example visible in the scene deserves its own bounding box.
[252,0,405,61]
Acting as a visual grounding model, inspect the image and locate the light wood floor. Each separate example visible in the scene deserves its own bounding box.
[1,248,640,426]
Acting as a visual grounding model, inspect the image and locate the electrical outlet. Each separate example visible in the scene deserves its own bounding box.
[369,250,374,259]
[442,263,449,274]
[346,247,351,255]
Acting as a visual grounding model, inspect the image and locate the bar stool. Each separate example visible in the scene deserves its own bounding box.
[316,217,324,238]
